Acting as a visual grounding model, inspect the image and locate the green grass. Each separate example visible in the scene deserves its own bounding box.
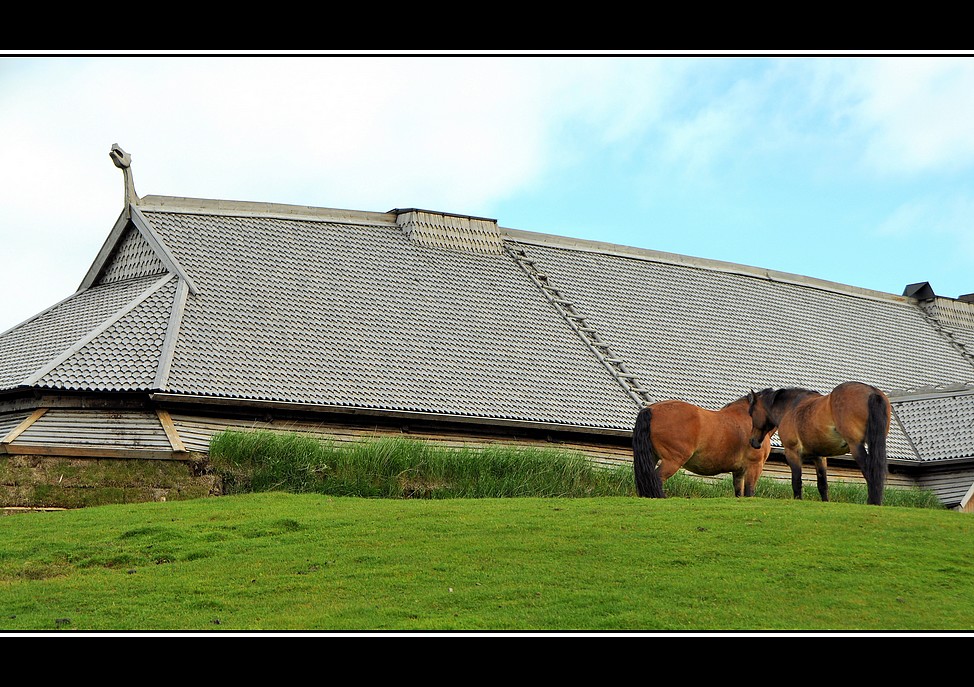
[208,430,944,509]
[0,492,971,632]
[209,431,637,499]
[0,429,961,633]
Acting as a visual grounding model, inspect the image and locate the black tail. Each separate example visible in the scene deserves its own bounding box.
[863,393,889,506]
[633,407,665,498]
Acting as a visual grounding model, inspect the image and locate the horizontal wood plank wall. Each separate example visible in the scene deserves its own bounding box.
[917,465,974,506]
[3,408,931,492]
[0,412,32,438]
[1,410,44,448]
[3,409,181,459]
[168,413,923,492]
[759,456,917,489]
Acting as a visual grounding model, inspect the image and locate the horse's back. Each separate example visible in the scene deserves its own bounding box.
[830,381,891,434]
[831,380,885,399]
[784,382,890,453]
[646,400,705,441]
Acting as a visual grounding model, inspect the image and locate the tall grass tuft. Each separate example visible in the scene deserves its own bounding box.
[208,429,944,508]
[209,430,635,499]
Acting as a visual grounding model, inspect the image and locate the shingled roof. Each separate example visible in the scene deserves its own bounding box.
[3,150,974,474]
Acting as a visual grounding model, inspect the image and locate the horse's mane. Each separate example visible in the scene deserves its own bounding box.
[763,387,822,411]
[722,394,752,409]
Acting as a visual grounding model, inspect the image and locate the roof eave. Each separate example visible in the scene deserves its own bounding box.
[147,392,633,438]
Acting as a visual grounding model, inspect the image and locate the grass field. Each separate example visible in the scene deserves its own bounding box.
[0,432,967,635]
[1,492,972,633]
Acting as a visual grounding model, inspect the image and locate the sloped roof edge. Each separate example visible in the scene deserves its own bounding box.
[130,207,198,294]
[79,204,198,295]
[504,227,917,308]
[134,194,920,308]
[21,273,176,386]
[78,206,132,292]
[137,194,398,227]
[0,289,85,339]
[148,392,633,438]
[153,277,190,390]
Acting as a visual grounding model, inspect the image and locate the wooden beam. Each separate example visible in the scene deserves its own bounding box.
[1,408,49,449]
[2,444,190,461]
[156,408,187,453]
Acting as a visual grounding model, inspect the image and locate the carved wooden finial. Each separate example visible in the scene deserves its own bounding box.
[109,143,139,206]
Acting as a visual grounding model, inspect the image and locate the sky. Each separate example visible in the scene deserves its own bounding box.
[2,51,973,335]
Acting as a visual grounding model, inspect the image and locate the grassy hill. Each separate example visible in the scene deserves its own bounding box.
[1,432,966,634]
[1,491,971,633]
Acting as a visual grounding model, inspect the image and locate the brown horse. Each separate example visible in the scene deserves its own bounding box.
[632,396,772,498]
[747,381,891,506]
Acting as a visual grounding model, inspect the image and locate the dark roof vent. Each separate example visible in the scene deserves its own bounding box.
[903,282,936,301]
[109,143,139,207]
[958,293,974,304]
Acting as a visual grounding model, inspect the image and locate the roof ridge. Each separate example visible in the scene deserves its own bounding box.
[137,195,398,227]
[888,382,974,400]
[504,227,921,307]
[152,278,190,390]
[78,205,197,296]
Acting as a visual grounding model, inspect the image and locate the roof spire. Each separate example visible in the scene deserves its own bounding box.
[109,143,139,207]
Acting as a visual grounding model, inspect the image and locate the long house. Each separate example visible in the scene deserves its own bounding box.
[2,145,974,510]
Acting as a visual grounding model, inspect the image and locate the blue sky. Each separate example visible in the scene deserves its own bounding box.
[2,52,973,334]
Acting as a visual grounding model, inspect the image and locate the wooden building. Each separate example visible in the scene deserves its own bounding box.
[2,145,974,510]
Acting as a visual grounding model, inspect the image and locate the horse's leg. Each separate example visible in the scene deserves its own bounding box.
[732,470,745,497]
[658,459,681,485]
[813,456,829,501]
[783,449,803,499]
[743,462,764,497]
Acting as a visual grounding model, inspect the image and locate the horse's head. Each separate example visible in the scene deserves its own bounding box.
[747,388,778,449]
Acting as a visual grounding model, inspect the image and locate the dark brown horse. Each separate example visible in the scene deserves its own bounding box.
[747,381,891,506]
[633,396,772,498]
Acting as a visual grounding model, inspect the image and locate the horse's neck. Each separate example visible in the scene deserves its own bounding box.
[722,397,750,413]
[771,388,819,421]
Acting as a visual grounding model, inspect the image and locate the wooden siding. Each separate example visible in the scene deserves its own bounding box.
[759,455,918,490]
[1,408,188,460]
[0,411,32,445]
[168,412,926,492]
[2,402,964,508]
[917,464,974,508]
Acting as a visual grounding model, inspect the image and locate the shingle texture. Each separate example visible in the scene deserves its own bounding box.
[520,241,974,410]
[0,275,165,390]
[34,277,175,391]
[891,389,974,462]
[3,196,974,460]
[923,299,974,359]
[97,226,168,284]
[149,211,635,428]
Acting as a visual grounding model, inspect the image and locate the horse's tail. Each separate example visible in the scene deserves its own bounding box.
[632,406,665,498]
[863,392,890,506]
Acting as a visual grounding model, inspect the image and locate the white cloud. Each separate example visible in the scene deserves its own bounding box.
[4,54,974,332]
[80,57,582,212]
[841,57,974,175]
